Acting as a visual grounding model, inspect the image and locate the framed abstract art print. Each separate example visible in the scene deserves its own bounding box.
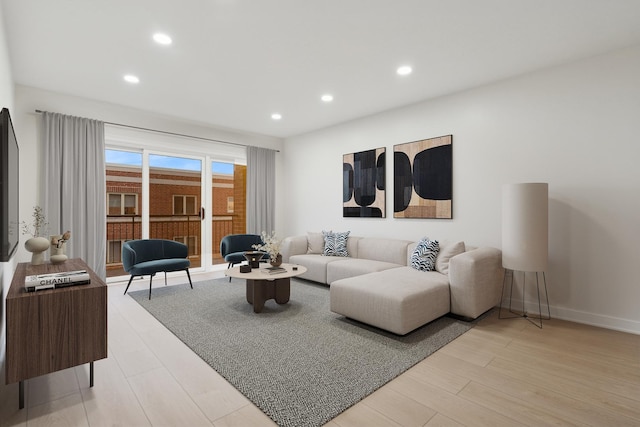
[393,135,452,219]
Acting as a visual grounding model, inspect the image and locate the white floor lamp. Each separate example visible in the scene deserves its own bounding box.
[500,182,551,328]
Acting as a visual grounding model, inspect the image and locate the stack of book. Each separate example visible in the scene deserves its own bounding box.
[265,266,287,275]
[24,270,91,292]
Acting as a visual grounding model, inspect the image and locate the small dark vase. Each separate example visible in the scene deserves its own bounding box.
[270,253,283,267]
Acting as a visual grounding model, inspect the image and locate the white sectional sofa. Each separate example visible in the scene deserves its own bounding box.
[281,232,503,335]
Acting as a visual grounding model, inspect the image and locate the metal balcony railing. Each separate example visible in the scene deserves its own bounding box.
[106,214,235,277]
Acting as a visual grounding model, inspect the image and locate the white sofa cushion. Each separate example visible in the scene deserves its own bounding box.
[357,238,412,265]
[327,258,403,284]
[306,232,324,254]
[289,254,341,284]
[435,240,466,275]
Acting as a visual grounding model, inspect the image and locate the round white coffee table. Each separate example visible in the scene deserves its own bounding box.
[224,263,307,313]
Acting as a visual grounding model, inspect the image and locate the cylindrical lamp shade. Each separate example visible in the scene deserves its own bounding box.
[502,183,548,272]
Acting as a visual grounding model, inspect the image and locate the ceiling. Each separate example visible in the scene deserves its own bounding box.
[3,0,640,139]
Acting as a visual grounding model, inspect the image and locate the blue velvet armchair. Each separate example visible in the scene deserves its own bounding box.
[122,239,193,299]
[220,234,268,280]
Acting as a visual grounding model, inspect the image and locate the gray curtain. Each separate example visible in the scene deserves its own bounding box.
[41,112,106,278]
[246,146,276,234]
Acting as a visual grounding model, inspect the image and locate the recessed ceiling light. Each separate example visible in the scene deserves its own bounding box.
[153,33,172,45]
[123,74,140,84]
[397,65,412,76]
[321,94,334,102]
[271,113,282,120]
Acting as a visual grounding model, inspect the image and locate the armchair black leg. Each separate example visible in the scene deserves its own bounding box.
[227,263,233,281]
[123,275,135,295]
[185,269,193,289]
[164,271,167,286]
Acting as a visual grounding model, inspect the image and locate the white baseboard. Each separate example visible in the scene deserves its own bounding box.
[551,306,640,335]
[499,298,640,335]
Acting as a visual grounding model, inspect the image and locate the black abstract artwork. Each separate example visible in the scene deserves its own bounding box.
[343,147,386,218]
[394,135,452,219]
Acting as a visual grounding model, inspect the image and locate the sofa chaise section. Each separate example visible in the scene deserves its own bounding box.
[330,268,450,335]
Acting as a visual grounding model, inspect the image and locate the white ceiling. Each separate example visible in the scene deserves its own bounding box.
[3,0,640,139]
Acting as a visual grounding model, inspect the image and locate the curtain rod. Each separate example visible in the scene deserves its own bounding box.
[34,109,279,152]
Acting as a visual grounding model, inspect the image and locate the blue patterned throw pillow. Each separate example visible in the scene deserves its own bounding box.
[411,238,440,271]
[321,230,332,255]
[322,230,350,257]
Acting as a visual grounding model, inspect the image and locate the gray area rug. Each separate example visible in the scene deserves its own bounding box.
[129,278,473,427]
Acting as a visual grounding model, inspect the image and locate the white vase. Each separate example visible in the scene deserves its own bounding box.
[24,236,50,265]
[50,234,68,264]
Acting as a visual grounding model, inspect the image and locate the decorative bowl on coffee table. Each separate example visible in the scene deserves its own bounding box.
[244,251,264,268]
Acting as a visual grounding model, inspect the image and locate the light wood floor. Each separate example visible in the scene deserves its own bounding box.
[1,270,638,426]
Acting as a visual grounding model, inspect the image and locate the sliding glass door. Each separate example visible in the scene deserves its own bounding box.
[148,154,204,269]
[106,150,206,278]
[211,161,246,265]
[105,125,248,280]
[106,150,249,279]
[106,150,143,277]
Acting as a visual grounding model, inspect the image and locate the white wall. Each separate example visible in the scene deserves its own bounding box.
[281,45,640,334]
[0,5,11,108]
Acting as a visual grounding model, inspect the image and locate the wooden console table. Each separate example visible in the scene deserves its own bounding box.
[5,258,107,409]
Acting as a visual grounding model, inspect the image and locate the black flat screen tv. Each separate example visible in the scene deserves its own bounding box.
[1,107,19,261]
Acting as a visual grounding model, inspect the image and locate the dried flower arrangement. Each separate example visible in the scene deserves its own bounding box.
[51,230,71,248]
[21,205,49,237]
[252,231,281,262]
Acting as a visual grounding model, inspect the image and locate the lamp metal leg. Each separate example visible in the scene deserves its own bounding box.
[542,271,551,319]
[499,269,520,320]
[499,268,550,328]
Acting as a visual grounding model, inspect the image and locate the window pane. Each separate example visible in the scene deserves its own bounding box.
[188,236,197,256]
[107,241,122,264]
[106,150,142,166]
[212,161,234,174]
[212,162,245,266]
[185,196,196,215]
[150,154,201,171]
[106,149,142,278]
[150,155,202,269]
[124,194,136,214]
[173,195,184,215]
[108,194,121,215]
[108,194,121,207]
